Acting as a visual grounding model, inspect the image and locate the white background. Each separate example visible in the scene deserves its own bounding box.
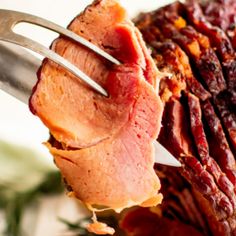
[0,0,172,159]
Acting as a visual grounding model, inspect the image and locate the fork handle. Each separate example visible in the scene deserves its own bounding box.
[0,42,40,104]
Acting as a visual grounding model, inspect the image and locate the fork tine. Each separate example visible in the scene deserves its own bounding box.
[0,30,108,96]
[0,9,121,66]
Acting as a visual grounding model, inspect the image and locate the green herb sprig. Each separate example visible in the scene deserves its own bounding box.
[0,141,63,236]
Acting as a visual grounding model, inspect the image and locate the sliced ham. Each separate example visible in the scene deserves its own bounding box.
[30,0,157,149]
[30,0,163,233]
[46,72,162,210]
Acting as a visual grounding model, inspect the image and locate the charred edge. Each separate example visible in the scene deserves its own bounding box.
[213,92,236,154]
[201,99,236,186]
[183,0,236,89]
[187,93,236,214]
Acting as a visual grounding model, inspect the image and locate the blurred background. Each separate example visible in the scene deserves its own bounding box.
[0,0,172,235]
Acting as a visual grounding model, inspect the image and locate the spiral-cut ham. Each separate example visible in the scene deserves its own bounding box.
[132,1,236,235]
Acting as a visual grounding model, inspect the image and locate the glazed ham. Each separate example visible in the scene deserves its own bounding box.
[30,0,163,233]
[129,1,236,235]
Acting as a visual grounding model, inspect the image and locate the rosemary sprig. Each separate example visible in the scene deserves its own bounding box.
[0,140,63,236]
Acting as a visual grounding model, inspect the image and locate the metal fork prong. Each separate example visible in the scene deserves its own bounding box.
[0,9,121,66]
[0,31,108,96]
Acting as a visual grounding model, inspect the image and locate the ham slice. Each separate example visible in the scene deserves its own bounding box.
[30,0,163,234]
[46,72,163,210]
[44,62,163,207]
[30,0,161,149]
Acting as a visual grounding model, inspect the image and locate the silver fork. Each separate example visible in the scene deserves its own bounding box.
[0,9,181,167]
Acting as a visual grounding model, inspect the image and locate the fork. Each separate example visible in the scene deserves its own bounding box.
[0,9,181,167]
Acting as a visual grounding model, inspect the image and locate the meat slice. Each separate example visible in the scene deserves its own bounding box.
[134,28,163,88]
[151,41,210,101]
[154,164,209,234]
[30,0,160,149]
[30,0,164,233]
[200,0,236,50]
[171,25,226,95]
[187,93,236,215]
[214,92,236,152]
[179,26,226,94]
[151,41,187,102]
[201,100,236,185]
[158,98,233,221]
[136,8,226,95]
[184,0,236,90]
[201,0,236,32]
[46,70,163,211]
[135,15,211,101]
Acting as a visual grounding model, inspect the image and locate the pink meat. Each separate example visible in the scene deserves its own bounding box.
[47,66,163,209]
[30,0,163,215]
